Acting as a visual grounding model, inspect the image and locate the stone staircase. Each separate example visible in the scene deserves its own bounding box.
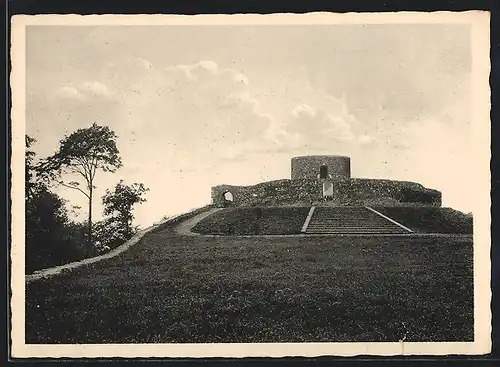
[303,206,412,234]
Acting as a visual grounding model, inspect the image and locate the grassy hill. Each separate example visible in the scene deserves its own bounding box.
[192,207,310,235]
[371,206,473,234]
[192,206,473,235]
[26,223,473,343]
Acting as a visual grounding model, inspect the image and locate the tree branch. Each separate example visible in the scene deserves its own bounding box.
[65,166,91,193]
[73,165,86,177]
[68,165,86,179]
[58,181,90,199]
[86,157,97,187]
[91,157,98,181]
[72,158,92,190]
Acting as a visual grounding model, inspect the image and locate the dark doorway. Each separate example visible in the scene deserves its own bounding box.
[319,165,328,179]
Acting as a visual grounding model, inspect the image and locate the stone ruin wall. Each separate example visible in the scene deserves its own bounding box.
[291,155,351,180]
[211,178,442,208]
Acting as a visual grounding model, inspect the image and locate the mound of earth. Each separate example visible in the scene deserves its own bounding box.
[191,207,310,235]
[26,233,474,343]
[370,206,473,234]
[192,206,473,235]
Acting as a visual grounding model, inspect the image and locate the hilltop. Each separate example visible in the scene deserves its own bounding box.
[26,206,474,343]
[192,206,473,236]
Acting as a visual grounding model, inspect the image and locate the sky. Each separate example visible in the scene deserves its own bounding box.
[25,23,473,227]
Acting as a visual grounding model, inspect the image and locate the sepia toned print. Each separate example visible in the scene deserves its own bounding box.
[10,12,491,358]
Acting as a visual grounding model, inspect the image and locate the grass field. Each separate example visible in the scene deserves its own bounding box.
[192,206,473,236]
[192,207,310,235]
[26,224,474,344]
[371,207,473,234]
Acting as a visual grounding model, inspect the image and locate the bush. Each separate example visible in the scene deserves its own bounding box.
[93,219,130,252]
[26,185,87,272]
[398,187,440,205]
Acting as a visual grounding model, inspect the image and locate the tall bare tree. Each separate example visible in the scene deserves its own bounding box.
[38,123,122,256]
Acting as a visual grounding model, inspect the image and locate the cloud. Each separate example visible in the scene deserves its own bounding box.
[79,81,111,97]
[193,60,218,74]
[267,100,358,155]
[56,86,85,100]
[55,80,113,100]
[357,134,378,147]
[288,104,354,140]
[27,80,122,157]
[31,59,278,167]
[165,60,249,86]
[46,60,388,167]
[291,104,316,118]
[115,60,275,160]
[163,60,250,95]
[133,57,153,70]
[391,140,412,150]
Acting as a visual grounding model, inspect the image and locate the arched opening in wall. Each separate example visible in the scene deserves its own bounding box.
[222,191,234,207]
[319,165,328,179]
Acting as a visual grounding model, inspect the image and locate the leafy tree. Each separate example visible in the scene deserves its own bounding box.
[102,181,149,240]
[37,123,122,256]
[92,218,127,252]
[25,185,72,271]
[25,135,37,201]
[25,136,86,271]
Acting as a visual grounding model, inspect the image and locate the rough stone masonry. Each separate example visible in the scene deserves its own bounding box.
[211,155,441,208]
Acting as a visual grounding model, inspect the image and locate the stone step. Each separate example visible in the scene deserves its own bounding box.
[306,226,405,230]
[306,230,406,234]
[306,229,405,232]
[313,216,374,218]
[304,206,411,234]
[307,225,404,230]
[310,220,394,223]
[307,223,405,226]
[313,214,379,217]
[308,231,406,233]
[307,226,405,230]
[308,221,401,225]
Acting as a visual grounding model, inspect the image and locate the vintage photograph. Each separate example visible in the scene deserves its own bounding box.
[11,12,491,358]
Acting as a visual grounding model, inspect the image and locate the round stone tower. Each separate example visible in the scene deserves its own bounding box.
[291,155,351,180]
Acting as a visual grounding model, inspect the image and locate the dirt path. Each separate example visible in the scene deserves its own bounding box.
[26,208,220,283]
[174,208,223,236]
[25,224,157,283]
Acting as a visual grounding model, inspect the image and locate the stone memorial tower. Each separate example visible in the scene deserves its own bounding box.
[291,155,351,199]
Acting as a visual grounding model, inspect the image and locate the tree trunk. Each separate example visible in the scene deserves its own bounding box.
[122,217,128,240]
[87,186,93,257]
